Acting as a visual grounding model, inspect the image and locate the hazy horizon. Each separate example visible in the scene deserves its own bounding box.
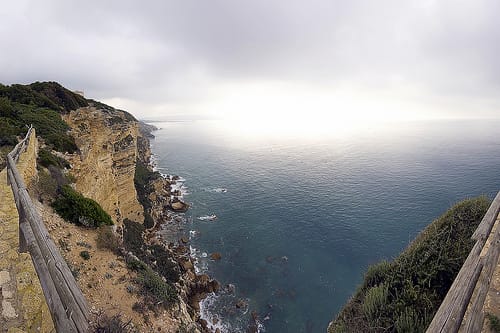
[1,0,499,133]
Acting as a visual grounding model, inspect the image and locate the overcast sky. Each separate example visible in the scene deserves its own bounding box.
[0,0,498,122]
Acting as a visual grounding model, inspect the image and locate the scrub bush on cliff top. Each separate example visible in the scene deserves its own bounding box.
[329,196,490,333]
[52,185,113,228]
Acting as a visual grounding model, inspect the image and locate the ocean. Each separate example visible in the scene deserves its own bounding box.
[149,119,500,333]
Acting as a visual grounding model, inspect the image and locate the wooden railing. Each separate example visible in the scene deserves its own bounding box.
[6,126,90,333]
[427,191,500,333]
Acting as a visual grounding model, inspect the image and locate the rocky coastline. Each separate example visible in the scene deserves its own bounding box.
[136,123,221,332]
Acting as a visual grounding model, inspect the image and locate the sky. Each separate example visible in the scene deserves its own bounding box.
[0,0,499,127]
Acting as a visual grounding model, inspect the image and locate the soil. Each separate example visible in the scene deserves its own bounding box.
[35,201,179,332]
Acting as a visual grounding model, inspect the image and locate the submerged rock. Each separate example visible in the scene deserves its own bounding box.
[210,252,222,261]
[235,299,247,309]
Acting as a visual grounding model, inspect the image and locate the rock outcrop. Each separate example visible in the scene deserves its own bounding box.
[63,107,144,225]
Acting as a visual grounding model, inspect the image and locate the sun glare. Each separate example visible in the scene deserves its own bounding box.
[203,82,427,139]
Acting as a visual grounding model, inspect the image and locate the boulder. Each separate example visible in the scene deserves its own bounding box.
[180,259,194,272]
[171,201,188,212]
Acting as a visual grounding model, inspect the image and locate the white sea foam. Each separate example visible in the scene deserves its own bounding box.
[149,153,158,172]
[199,292,265,333]
[197,215,217,221]
[199,293,228,333]
[207,187,228,193]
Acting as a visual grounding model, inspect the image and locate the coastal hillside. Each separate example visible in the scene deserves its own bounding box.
[328,197,490,332]
[0,82,144,224]
[0,82,213,332]
[0,82,85,167]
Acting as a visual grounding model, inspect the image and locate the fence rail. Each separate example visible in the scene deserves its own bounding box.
[6,126,90,333]
[426,191,500,333]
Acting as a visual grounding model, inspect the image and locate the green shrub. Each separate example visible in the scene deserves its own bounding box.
[52,185,113,227]
[329,196,490,333]
[0,83,79,153]
[123,219,145,254]
[96,226,121,254]
[364,260,392,288]
[395,308,427,333]
[487,313,500,333]
[38,148,70,169]
[17,106,77,152]
[362,284,388,320]
[127,258,147,271]
[90,310,138,333]
[134,160,160,229]
[80,250,91,260]
[147,244,180,284]
[29,81,88,112]
[143,212,154,229]
[137,264,177,306]
[123,219,180,284]
[0,115,21,146]
[37,169,58,202]
[126,256,177,307]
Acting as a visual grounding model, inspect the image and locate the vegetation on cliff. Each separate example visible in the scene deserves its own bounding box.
[52,185,113,227]
[0,82,87,167]
[123,218,180,311]
[328,196,490,333]
[134,159,160,228]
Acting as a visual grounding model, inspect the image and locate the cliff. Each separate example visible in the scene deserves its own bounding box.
[63,106,144,225]
[0,81,206,332]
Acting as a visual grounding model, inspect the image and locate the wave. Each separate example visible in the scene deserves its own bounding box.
[198,214,218,221]
[199,291,265,333]
[206,187,228,193]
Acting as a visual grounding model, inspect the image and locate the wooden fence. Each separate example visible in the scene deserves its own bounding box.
[6,126,90,333]
[426,191,500,333]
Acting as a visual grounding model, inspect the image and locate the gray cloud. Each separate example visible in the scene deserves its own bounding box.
[0,0,498,118]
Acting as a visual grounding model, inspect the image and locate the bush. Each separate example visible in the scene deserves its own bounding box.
[143,212,154,229]
[90,310,137,333]
[96,226,121,254]
[134,160,160,229]
[487,313,500,333]
[37,169,58,202]
[52,185,113,227]
[29,81,88,113]
[147,244,180,284]
[80,251,91,260]
[362,284,388,320]
[38,148,70,169]
[0,83,80,153]
[329,196,490,333]
[123,219,145,254]
[127,256,177,307]
[123,219,180,284]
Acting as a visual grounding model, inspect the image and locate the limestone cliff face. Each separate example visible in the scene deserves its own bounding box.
[63,107,144,224]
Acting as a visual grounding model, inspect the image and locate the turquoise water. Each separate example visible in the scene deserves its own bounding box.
[149,119,500,333]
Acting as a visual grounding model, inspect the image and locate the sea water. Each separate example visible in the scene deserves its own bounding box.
[149,119,500,333]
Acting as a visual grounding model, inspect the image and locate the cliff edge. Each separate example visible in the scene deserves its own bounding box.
[63,106,144,225]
